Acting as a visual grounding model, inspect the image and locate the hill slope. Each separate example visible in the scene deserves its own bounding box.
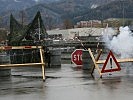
[0,0,133,29]
[72,0,133,22]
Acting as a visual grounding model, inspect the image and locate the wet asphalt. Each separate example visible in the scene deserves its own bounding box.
[0,63,133,100]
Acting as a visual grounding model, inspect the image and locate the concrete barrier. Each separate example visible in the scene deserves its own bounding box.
[0,52,11,77]
[50,49,61,67]
[82,50,94,70]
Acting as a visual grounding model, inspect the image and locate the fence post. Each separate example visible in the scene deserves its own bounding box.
[40,48,45,81]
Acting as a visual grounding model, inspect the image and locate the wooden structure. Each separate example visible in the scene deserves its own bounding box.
[0,46,45,81]
[88,48,133,77]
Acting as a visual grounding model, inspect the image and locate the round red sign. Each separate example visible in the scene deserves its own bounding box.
[71,49,83,66]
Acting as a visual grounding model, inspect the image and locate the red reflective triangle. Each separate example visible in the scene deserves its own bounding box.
[101,51,121,73]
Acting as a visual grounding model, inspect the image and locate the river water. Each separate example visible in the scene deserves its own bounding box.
[0,63,133,100]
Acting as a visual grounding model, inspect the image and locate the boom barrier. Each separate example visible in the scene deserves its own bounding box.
[0,46,45,81]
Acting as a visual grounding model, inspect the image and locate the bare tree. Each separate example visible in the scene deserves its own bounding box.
[63,19,73,29]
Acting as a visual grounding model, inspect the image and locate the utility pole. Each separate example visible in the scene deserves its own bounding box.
[123,2,125,26]
[38,18,41,40]
[122,0,125,26]
[20,10,24,27]
[19,10,27,27]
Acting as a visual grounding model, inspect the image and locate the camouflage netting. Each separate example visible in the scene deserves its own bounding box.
[8,11,48,46]
[7,11,49,63]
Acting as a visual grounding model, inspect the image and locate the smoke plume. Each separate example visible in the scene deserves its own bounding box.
[103,26,133,58]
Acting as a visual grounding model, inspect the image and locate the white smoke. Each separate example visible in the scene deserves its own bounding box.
[103,26,133,58]
[34,0,39,2]
[14,0,21,2]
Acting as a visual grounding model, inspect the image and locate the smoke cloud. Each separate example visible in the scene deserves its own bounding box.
[102,26,133,58]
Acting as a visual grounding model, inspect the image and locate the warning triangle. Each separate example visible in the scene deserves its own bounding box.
[101,51,121,73]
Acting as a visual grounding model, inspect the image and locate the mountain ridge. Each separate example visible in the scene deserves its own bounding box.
[0,0,132,29]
